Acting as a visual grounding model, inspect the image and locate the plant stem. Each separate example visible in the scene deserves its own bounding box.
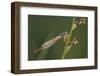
[69,17,75,38]
[62,46,70,59]
[62,17,75,59]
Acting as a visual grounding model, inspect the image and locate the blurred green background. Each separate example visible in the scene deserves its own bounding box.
[28,15,88,60]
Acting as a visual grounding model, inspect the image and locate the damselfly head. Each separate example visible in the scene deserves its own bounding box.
[60,32,68,36]
[60,32,68,39]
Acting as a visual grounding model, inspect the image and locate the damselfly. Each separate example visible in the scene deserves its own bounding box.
[34,32,68,53]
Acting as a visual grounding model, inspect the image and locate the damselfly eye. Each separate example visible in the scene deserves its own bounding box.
[60,32,68,38]
[60,32,67,35]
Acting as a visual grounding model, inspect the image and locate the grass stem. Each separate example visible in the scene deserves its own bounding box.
[62,17,75,59]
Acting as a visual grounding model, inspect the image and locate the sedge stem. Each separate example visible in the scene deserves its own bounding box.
[62,17,75,59]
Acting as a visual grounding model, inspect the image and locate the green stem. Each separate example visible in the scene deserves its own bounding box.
[62,46,70,59]
[62,17,75,59]
[69,17,75,37]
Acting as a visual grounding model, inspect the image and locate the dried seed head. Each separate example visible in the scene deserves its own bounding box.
[72,38,78,46]
[75,21,79,26]
[72,18,86,31]
[79,18,86,25]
